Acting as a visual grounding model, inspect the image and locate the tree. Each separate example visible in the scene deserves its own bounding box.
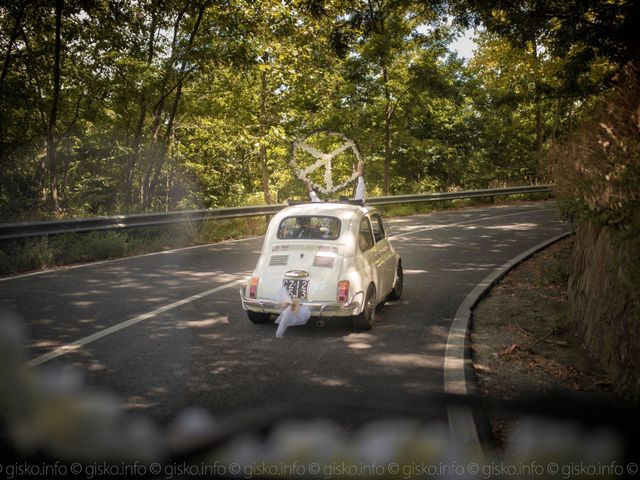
[46,0,63,213]
[3,0,634,222]
[0,1,27,184]
[452,0,640,91]
[327,0,446,195]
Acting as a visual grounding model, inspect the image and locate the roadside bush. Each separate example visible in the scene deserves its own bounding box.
[197,217,267,243]
[0,238,54,275]
[542,256,571,286]
[553,63,640,228]
[52,231,128,264]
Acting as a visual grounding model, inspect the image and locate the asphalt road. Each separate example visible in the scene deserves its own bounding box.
[0,202,570,430]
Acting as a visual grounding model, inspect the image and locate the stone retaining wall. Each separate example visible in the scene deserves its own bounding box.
[568,221,639,399]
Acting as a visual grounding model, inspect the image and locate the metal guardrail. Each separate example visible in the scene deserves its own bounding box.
[0,185,553,241]
[367,184,553,206]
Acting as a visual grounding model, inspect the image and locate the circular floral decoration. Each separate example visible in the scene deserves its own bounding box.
[290,131,362,194]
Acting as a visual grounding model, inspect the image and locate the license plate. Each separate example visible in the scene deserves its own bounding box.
[282,279,309,299]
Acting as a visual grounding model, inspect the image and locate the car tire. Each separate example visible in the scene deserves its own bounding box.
[387,260,403,301]
[247,310,272,324]
[353,283,376,330]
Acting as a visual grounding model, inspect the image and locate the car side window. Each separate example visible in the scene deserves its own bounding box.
[358,218,375,252]
[371,214,386,243]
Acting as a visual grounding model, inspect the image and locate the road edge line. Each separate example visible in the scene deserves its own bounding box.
[444,230,574,458]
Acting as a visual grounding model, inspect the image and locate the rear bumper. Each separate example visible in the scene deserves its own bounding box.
[239,289,364,317]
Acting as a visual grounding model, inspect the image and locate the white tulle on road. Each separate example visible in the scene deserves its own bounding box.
[274,288,311,338]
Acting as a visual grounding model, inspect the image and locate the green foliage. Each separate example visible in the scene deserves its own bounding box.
[56,231,128,264]
[0,0,635,223]
[0,238,54,274]
[451,0,638,94]
[542,256,571,286]
[553,64,640,228]
[0,232,127,275]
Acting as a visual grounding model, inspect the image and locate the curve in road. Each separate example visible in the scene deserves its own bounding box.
[0,203,571,432]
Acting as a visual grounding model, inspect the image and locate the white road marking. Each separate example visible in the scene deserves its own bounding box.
[27,278,245,367]
[444,230,572,459]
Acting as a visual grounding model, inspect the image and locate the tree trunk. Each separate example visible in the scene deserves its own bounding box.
[0,3,25,89]
[20,24,49,201]
[165,166,171,212]
[534,90,543,173]
[126,97,147,207]
[532,38,545,178]
[370,4,392,196]
[567,100,574,135]
[47,0,63,214]
[258,55,273,205]
[125,11,157,208]
[550,98,561,143]
[40,146,47,202]
[143,4,203,209]
[0,1,26,175]
[147,74,184,201]
[382,64,392,196]
[142,8,184,209]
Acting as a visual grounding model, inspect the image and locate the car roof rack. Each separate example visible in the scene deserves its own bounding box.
[338,197,365,206]
[287,198,366,207]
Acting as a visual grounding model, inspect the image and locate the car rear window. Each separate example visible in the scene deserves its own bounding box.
[277,216,341,240]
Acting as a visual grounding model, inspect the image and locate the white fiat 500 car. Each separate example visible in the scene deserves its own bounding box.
[240,200,403,330]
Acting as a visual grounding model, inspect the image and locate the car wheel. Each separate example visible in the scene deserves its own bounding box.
[247,310,272,324]
[387,260,403,301]
[353,283,376,330]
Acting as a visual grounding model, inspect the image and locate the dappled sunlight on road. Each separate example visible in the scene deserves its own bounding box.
[341,332,377,350]
[31,339,63,349]
[45,283,452,427]
[5,238,261,359]
[441,263,497,273]
[369,353,440,369]
[124,395,160,411]
[403,269,429,275]
[308,375,350,387]
[0,204,572,432]
[341,332,378,344]
[70,300,98,307]
[176,318,229,328]
[485,222,540,231]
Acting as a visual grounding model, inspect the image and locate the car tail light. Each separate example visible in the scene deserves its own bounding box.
[337,280,350,303]
[249,277,259,299]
